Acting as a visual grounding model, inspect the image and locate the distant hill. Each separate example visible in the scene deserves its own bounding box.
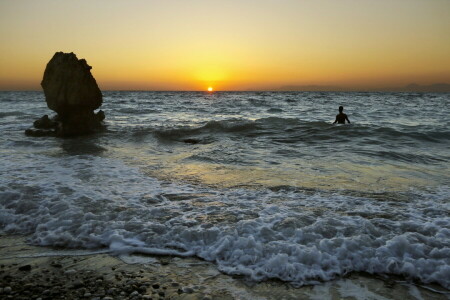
[277,83,450,92]
[401,83,450,92]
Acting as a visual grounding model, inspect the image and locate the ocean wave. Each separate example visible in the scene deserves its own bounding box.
[146,117,312,141]
[140,118,450,147]
[353,149,448,164]
[116,107,161,114]
[151,119,258,141]
[0,155,449,288]
[0,111,28,117]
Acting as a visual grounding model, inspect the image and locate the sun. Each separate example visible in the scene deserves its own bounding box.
[207,87,213,92]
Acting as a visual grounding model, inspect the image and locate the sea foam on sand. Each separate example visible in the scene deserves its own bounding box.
[0,154,449,289]
[0,236,448,299]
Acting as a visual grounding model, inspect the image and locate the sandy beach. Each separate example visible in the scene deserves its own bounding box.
[0,235,448,300]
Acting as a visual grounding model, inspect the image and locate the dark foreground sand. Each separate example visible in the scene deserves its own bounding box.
[0,236,448,300]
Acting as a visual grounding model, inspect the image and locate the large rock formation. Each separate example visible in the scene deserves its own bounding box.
[42,52,102,115]
[25,52,105,137]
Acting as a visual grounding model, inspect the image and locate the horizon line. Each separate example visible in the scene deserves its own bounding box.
[1,83,449,93]
[1,89,449,93]
[1,90,450,93]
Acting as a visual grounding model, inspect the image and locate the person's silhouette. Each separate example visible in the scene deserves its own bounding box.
[333,106,350,124]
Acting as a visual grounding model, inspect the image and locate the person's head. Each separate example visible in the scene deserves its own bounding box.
[339,106,344,112]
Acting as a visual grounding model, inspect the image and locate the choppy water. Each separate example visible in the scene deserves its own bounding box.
[0,91,449,288]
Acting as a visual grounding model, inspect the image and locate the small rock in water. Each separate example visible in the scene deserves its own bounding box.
[33,114,57,129]
[183,287,194,294]
[24,127,56,137]
[51,262,62,268]
[183,138,200,144]
[70,279,84,289]
[138,285,147,293]
[97,289,106,297]
[64,269,76,275]
[3,286,12,294]
[18,264,32,271]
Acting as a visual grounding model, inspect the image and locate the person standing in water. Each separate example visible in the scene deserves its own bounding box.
[333,106,350,124]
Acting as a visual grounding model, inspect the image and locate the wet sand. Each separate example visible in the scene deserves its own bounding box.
[0,235,448,300]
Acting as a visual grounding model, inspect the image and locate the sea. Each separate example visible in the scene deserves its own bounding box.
[0,91,449,289]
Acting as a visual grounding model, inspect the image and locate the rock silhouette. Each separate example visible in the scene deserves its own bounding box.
[42,52,102,115]
[25,52,105,137]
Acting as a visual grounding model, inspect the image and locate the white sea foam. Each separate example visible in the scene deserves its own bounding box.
[0,154,449,288]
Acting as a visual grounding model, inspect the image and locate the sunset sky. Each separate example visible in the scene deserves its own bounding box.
[1,0,449,91]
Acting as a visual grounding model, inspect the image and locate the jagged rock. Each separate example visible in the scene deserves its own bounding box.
[25,128,56,137]
[96,110,105,122]
[41,52,102,116]
[33,114,57,129]
[25,52,105,137]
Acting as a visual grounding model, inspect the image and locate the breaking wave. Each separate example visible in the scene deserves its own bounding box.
[0,155,449,288]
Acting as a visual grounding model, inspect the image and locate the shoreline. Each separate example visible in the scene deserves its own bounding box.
[0,235,448,300]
